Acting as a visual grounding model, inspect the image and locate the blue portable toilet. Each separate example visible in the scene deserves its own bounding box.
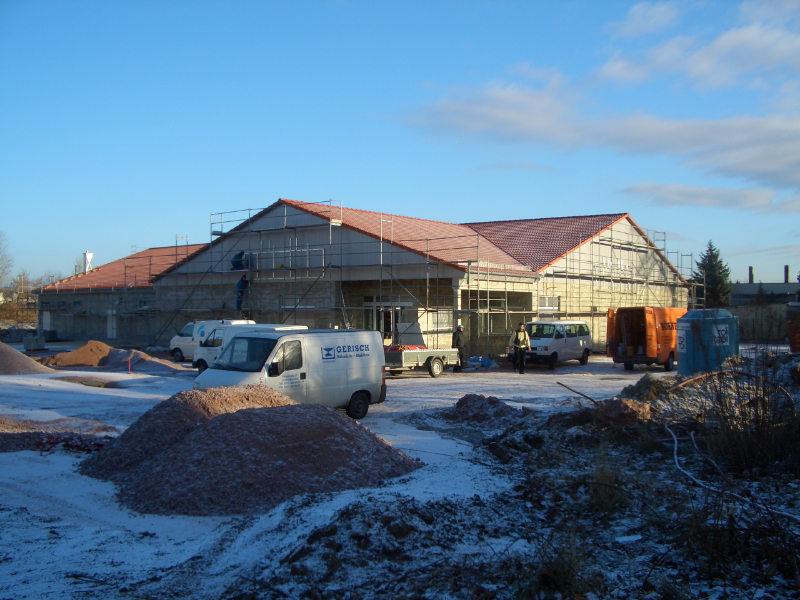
[676,309,740,375]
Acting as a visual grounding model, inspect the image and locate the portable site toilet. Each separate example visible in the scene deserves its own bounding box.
[676,309,740,376]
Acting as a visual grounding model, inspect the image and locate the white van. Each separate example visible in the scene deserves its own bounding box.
[193,329,386,419]
[192,323,307,372]
[169,319,255,362]
[520,319,592,369]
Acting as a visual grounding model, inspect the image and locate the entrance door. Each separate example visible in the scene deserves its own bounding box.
[364,304,404,341]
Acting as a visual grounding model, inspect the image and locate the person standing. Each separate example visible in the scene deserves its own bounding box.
[451,324,466,372]
[508,322,530,374]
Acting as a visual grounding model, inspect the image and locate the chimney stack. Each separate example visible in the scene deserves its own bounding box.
[785,265,790,284]
[83,251,94,274]
[748,266,754,284]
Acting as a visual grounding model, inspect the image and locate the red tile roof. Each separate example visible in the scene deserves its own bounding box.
[39,244,207,292]
[466,214,630,272]
[281,199,532,273]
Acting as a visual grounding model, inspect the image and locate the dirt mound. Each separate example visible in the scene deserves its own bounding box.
[80,386,295,480]
[115,405,420,516]
[38,340,188,373]
[442,394,525,426]
[39,340,114,367]
[0,414,116,452]
[0,341,54,375]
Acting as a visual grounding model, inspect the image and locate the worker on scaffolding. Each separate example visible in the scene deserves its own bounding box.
[451,324,466,372]
[235,274,249,311]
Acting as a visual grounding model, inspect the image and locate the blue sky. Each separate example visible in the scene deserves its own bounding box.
[1,0,799,285]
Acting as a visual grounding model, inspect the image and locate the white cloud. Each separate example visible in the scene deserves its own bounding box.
[597,35,693,83]
[612,2,680,38]
[416,83,800,192]
[739,0,800,26]
[596,53,650,83]
[622,183,800,213]
[599,8,800,89]
[597,114,800,190]
[687,24,800,88]
[415,83,581,146]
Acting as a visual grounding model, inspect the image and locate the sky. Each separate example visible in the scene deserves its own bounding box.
[1,0,799,285]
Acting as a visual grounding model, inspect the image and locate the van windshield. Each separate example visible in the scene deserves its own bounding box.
[528,324,556,339]
[214,336,278,372]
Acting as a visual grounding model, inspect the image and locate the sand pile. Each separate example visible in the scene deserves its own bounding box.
[81,386,420,516]
[39,340,114,367]
[39,340,186,372]
[0,341,54,375]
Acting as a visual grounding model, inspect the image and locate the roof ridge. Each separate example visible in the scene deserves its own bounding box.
[280,198,470,230]
[464,213,628,226]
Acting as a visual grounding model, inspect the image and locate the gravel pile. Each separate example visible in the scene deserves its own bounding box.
[0,341,54,375]
[81,386,420,516]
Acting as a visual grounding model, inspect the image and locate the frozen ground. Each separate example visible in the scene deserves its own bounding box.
[1,352,798,599]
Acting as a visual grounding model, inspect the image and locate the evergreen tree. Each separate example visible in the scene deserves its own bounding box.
[692,240,731,308]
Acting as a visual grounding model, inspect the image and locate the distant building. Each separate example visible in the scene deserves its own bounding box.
[36,200,690,355]
[730,283,800,306]
[36,244,206,345]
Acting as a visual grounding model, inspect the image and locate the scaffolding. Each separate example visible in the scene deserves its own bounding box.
[183,201,691,357]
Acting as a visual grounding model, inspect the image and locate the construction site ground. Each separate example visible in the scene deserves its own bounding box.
[1,341,798,599]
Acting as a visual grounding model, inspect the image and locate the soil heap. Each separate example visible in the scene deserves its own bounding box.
[39,340,113,367]
[39,340,186,373]
[81,386,420,516]
[0,341,54,375]
[442,393,526,426]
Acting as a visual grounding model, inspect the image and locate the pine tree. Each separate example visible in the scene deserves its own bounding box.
[692,240,731,308]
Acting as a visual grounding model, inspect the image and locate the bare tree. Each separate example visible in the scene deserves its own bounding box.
[0,232,12,286]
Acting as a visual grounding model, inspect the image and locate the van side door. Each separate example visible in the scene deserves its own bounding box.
[564,324,579,359]
[266,339,308,403]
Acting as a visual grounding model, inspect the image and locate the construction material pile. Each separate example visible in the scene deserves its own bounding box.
[620,366,799,425]
[38,340,186,373]
[0,341,54,375]
[81,386,420,516]
[441,393,528,426]
[0,414,117,453]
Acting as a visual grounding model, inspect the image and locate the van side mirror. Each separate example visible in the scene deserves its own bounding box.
[267,362,280,377]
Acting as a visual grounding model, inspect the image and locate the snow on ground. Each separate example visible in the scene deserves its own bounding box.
[1,353,798,599]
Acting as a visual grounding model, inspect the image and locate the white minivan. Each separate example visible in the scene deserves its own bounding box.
[169,319,255,362]
[192,323,307,372]
[193,329,386,419]
[521,319,592,369]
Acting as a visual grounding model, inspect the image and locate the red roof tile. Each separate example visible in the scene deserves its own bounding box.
[281,199,532,272]
[466,214,629,272]
[39,244,207,292]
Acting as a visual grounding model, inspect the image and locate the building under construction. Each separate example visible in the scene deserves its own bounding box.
[146,199,691,356]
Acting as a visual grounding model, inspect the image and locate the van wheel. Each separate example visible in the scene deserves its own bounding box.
[579,349,589,366]
[346,391,370,419]
[624,361,633,371]
[663,354,674,371]
[428,358,444,378]
[196,360,208,373]
[548,354,557,370]
[171,348,184,363]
